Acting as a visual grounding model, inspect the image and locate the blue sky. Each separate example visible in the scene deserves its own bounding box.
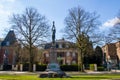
[0,0,120,39]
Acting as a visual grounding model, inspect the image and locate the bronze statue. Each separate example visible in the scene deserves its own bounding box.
[52,21,56,44]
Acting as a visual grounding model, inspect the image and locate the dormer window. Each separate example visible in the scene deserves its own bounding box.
[59,44,62,48]
[6,41,10,46]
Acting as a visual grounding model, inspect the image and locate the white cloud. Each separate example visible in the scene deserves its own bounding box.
[100,17,120,30]
[103,17,120,27]
[0,5,11,15]
[0,0,16,16]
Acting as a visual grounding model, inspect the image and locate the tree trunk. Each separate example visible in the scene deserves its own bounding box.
[29,55,33,72]
[80,52,84,72]
[29,44,33,72]
[78,49,84,72]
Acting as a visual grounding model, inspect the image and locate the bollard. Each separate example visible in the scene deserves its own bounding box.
[33,64,36,72]
[20,64,23,71]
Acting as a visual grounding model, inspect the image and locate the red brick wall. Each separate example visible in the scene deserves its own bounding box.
[0,48,4,64]
[0,47,15,65]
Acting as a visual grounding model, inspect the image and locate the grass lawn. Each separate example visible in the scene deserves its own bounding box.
[0,74,120,80]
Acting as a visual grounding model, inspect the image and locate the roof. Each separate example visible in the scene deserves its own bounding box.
[56,38,71,43]
[1,30,17,46]
[44,38,74,49]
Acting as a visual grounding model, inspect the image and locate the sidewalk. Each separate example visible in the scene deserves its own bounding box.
[0,70,120,75]
[66,70,120,75]
[0,71,36,75]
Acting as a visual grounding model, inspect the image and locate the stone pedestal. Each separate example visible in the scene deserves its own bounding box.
[46,63,60,71]
[49,46,57,63]
[39,21,68,78]
[39,63,66,78]
[39,45,67,78]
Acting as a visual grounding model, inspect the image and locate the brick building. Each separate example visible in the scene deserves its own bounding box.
[0,30,19,66]
[116,41,120,61]
[42,38,78,65]
[102,42,120,69]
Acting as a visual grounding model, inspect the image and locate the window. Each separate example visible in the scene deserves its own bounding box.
[72,60,76,64]
[66,52,70,56]
[66,44,69,48]
[46,53,49,57]
[62,43,65,48]
[57,52,64,57]
[6,41,10,46]
[5,49,9,55]
[72,52,76,57]
[59,44,62,48]
[66,60,71,65]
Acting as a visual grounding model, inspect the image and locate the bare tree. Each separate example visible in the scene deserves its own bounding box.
[10,7,50,72]
[64,6,100,72]
[109,25,120,42]
[110,26,120,41]
[107,10,120,42]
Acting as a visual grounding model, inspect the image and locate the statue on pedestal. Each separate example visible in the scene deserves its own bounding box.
[52,21,56,44]
[39,21,68,78]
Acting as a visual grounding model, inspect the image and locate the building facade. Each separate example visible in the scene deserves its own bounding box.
[42,38,78,65]
[116,41,120,61]
[102,42,120,69]
[0,30,19,66]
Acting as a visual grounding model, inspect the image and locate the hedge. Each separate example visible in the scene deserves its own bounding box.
[60,65,80,71]
[90,64,95,71]
[36,64,47,71]
[97,66,105,71]
[22,64,80,71]
[2,64,105,71]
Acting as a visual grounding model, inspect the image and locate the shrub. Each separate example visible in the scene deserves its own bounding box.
[23,63,29,71]
[21,64,82,71]
[22,63,47,71]
[36,64,47,71]
[90,64,95,71]
[97,66,104,71]
[60,65,80,71]
[3,65,12,71]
